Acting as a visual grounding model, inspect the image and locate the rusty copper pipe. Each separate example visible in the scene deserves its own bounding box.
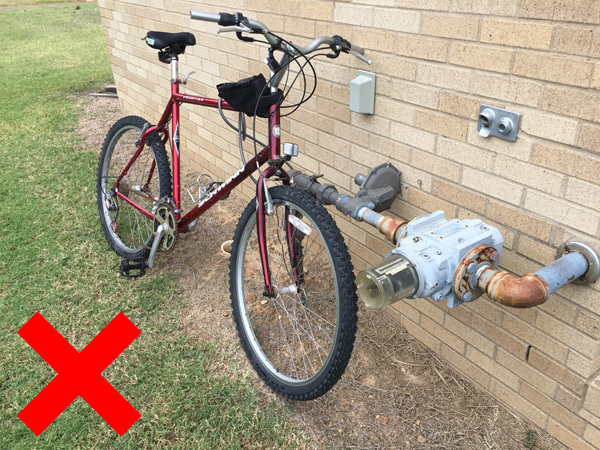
[476,267,550,308]
[378,216,408,245]
[356,207,408,245]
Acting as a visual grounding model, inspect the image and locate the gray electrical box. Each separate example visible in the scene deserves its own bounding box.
[350,70,375,114]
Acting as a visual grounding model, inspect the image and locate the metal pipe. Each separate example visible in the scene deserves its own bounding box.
[356,208,407,245]
[475,249,591,308]
[291,165,600,310]
[289,168,404,230]
[475,268,550,308]
[171,58,178,83]
[536,251,589,295]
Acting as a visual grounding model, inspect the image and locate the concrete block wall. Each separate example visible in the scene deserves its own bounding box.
[97,1,600,447]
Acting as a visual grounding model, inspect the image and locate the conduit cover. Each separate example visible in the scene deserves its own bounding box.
[350,70,375,114]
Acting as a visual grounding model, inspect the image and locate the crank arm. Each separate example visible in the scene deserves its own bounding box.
[148,224,166,268]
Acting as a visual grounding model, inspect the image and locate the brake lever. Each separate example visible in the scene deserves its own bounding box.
[350,50,372,65]
[217,23,252,34]
[325,48,341,59]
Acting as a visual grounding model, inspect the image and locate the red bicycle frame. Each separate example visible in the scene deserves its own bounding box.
[112,74,289,296]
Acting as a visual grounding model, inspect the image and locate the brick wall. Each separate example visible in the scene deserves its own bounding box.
[98,1,600,447]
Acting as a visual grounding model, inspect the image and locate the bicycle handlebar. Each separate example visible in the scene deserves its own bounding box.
[190,10,371,64]
[189,10,219,22]
[190,11,267,33]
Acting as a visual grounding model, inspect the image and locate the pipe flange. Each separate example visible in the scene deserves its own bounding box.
[557,241,600,285]
[453,245,501,303]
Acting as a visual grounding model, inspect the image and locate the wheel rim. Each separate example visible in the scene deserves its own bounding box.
[100,126,159,252]
[236,200,340,386]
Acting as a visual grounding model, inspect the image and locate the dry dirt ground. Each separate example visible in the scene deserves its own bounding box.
[80,94,567,450]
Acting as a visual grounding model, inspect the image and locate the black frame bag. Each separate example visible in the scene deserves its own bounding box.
[217,74,282,117]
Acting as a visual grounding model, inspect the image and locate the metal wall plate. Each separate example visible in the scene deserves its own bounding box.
[477,105,520,142]
[556,241,600,284]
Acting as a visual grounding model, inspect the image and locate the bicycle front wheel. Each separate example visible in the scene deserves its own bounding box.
[230,186,358,400]
[97,116,171,259]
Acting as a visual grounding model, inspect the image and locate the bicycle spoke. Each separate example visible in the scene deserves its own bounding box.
[269,298,299,378]
[281,290,335,331]
[240,198,339,382]
[98,120,168,258]
[274,295,328,363]
[231,186,357,399]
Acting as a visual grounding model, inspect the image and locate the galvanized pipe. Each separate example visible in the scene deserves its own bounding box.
[475,250,590,308]
[536,251,589,295]
[289,170,407,242]
[291,164,600,310]
[356,207,407,245]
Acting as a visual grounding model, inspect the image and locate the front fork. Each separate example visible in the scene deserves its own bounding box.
[256,165,297,297]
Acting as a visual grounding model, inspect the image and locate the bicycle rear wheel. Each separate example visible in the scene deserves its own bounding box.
[97,116,171,259]
[229,186,358,400]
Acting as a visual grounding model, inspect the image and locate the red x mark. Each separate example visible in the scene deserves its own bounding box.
[18,312,141,436]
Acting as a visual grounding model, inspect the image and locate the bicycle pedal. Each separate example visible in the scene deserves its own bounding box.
[119,259,148,279]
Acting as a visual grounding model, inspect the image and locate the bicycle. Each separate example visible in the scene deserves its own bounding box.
[97,10,402,400]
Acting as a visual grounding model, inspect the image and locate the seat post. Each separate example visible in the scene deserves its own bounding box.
[170,54,178,83]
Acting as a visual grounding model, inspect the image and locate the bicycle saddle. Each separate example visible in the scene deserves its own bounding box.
[145,31,196,51]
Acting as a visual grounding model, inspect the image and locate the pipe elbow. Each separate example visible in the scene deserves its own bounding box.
[478,269,550,308]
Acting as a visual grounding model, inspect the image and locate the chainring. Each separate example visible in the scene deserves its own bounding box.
[153,202,177,253]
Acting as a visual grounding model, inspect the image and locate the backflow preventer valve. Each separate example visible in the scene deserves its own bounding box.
[356,211,600,310]
[357,211,504,309]
[290,166,599,310]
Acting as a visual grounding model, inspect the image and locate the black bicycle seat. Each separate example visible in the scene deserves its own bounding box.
[145,31,196,51]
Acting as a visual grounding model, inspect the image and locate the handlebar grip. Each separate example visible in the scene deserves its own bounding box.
[192,10,265,33]
[349,43,371,64]
[190,11,221,22]
[350,43,365,55]
[218,12,236,26]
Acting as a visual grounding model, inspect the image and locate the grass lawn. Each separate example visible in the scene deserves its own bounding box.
[0,0,81,7]
[0,4,300,448]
